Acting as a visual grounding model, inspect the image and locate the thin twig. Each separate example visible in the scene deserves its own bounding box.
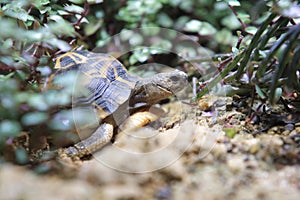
[228,5,247,32]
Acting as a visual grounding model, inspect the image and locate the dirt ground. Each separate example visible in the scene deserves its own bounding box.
[0,95,300,200]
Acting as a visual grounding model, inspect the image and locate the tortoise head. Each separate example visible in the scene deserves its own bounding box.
[132,70,188,106]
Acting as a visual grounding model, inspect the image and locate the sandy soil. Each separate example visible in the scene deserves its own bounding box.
[0,96,299,200]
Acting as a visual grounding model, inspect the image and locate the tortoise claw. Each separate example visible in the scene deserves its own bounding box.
[65,146,80,157]
[56,146,81,159]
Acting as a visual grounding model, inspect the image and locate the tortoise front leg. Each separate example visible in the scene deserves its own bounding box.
[115,107,165,141]
[62,122,114,158]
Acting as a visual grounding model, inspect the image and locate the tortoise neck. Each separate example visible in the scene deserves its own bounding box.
[130,76,173,106]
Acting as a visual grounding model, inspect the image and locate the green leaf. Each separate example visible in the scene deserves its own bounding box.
[36,0,50,5]
[57,10,69,15]
[1,93,16,109]
[47,38,72,51]
[47,19,75,37]
[221,14,241,30]
[227,0,241,7]
[245,26,258,35]
[216,29,236,45]
[130,48,151,64]
[15,147,29,165]
[157,13,173,27]
[174,16,189,29]
[129,54,138,65]
[44,90,71,106]
[184,19,202,32]
[223,127,237,138]
[129,33,144,46]
[231,47,239,55]
[151,40,172,51]
[237,12,250,24]
[255,85,266,99]
[28,94,49,111]
[120,29,134,41]
[69,0,86,4]
[3,6,34,22]
[141,27,160,36]
[179,0,193,12]
[21,112,48,126]
[0,79,18,91]
[48,110,75,131]
[87,0,104,4]
[32,0,50,13]
[38,6,52,14]
[64,4,85,13]
[184,20,216,35]
[0,120,21,137]
[0,72,15,81]
[84,20,103,36]
[272,87,282,103]
[198,22,217,35]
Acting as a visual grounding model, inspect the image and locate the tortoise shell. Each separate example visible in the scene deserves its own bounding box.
[54,51,137,120]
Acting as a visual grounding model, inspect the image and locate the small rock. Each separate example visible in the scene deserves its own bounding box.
[284,123,294,131]
[227,156,246,173]
[249,144,260,154]
[155,186,172,199]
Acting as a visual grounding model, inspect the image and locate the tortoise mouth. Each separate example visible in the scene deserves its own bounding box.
[156,83,174,94]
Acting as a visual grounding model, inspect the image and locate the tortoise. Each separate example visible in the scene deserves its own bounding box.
[52,51,188,158]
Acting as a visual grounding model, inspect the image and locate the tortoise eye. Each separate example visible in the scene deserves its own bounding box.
[170,76,180,82]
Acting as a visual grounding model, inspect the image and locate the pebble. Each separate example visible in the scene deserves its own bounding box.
[290,133,300,143]
[284,123,294,131]
[249,144,260,154]
[155,186,172,199]
[227,156,246,173]
[282,130,291,136]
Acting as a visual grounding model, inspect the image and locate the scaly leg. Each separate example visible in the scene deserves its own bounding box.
[115,107,165,141]
[62,122,114,158]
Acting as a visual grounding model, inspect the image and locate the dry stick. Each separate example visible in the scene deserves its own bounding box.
[248,86,256,119]
[0,63,16,72]
[72,3,90,27]
[236,34,244,49]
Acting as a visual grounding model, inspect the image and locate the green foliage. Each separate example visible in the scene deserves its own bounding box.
[0,0,86,162]
[223,126,237,138]
[196,0,300,105]
[94,0,253,64]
